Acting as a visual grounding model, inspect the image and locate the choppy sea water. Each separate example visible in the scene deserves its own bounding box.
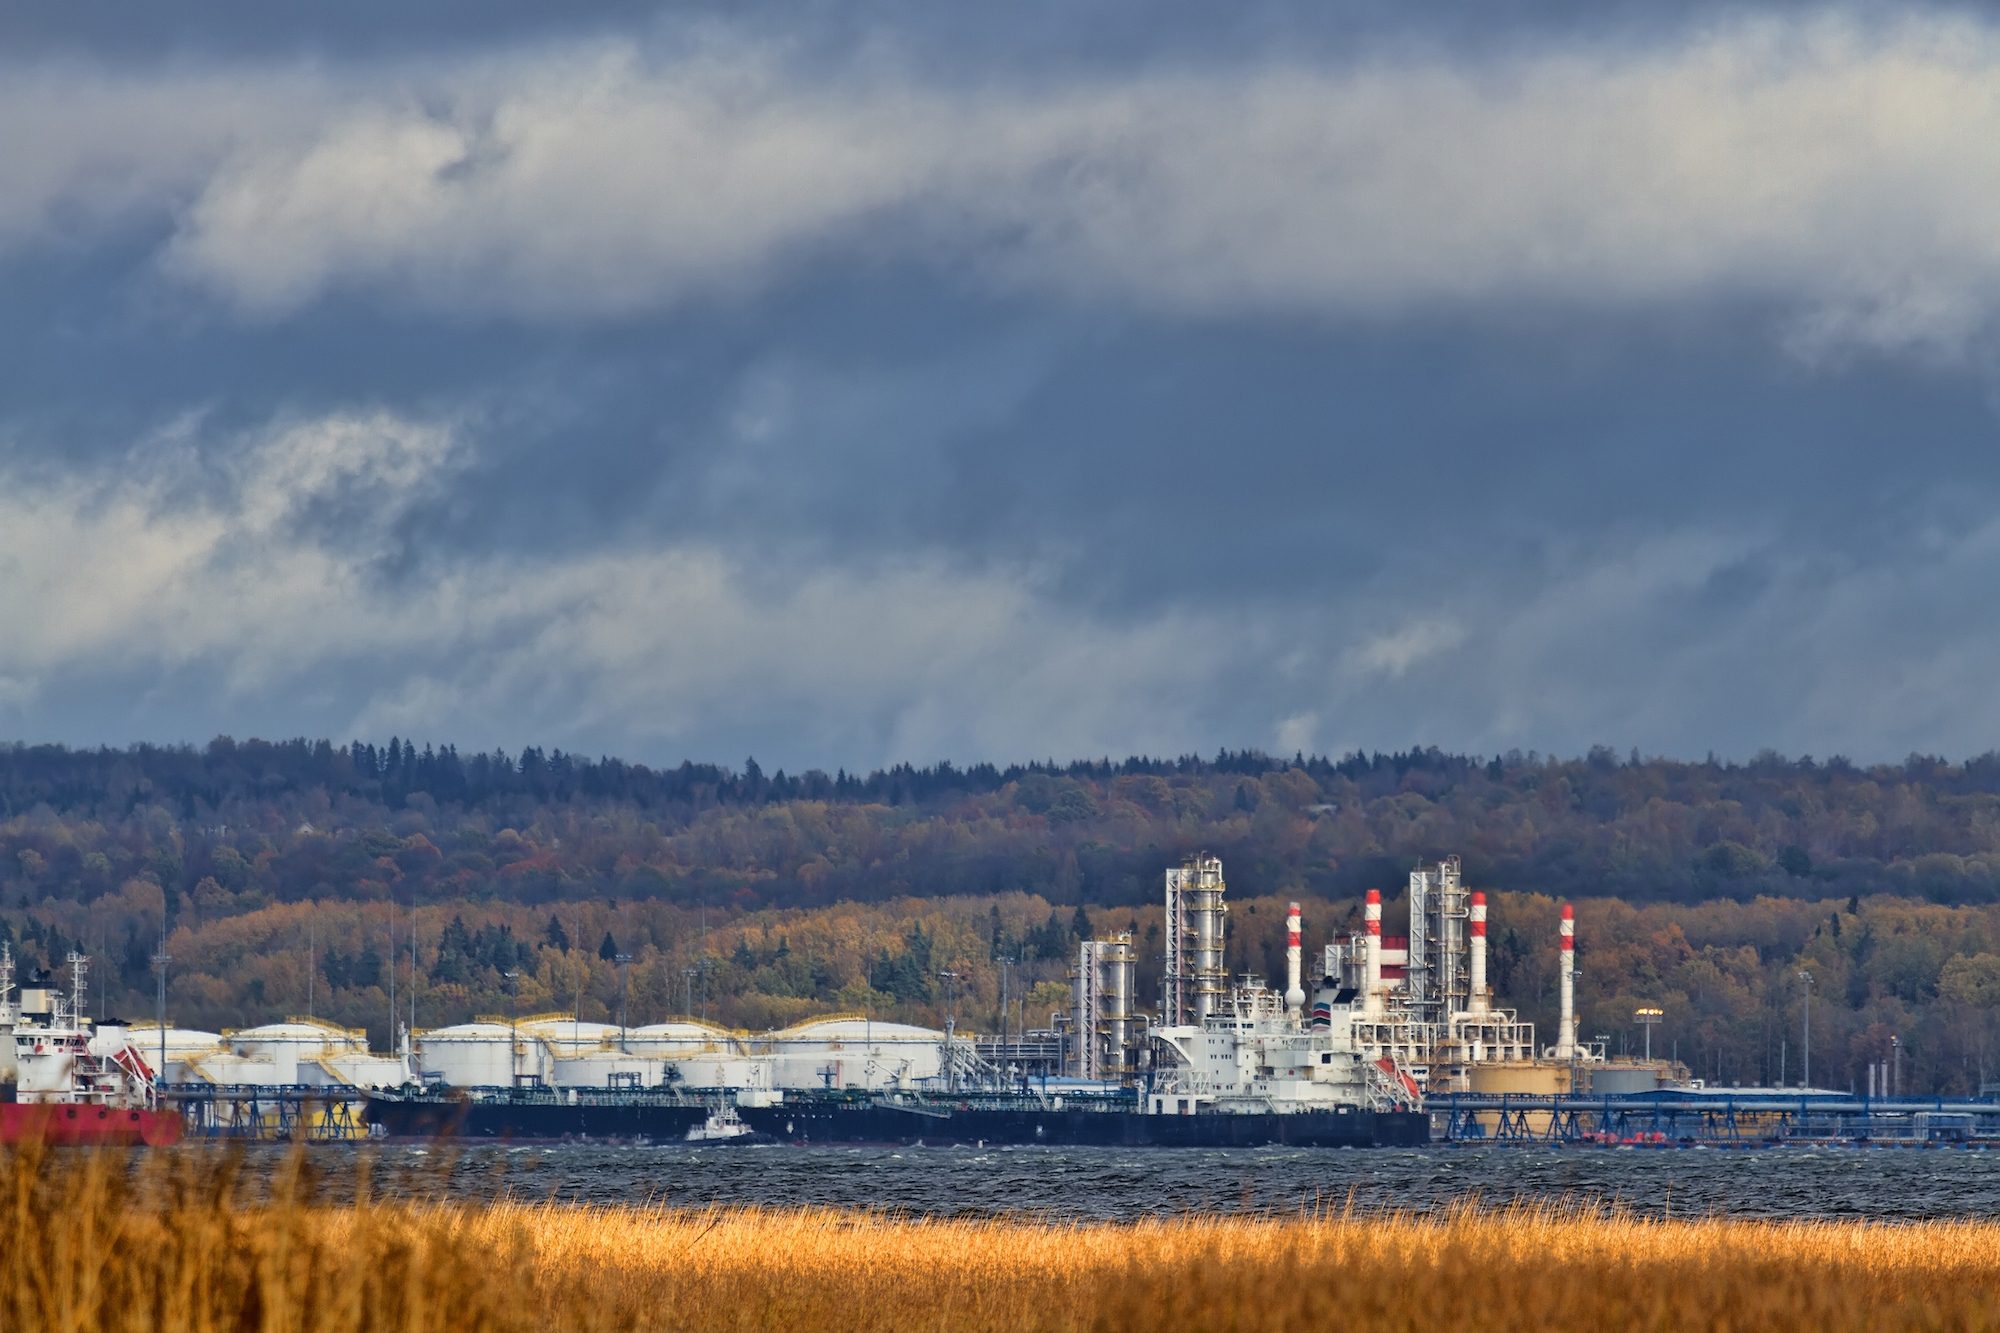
[257,1143,2000,1222]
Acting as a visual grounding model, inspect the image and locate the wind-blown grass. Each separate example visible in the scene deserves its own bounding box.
[3,1146,1997,1331]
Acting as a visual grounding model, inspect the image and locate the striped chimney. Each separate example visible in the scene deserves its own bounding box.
[1469,891,1488,1015]
[1285,902,1305,1016]
[1363,889,1383,1017]
[1557,903,1577,1058]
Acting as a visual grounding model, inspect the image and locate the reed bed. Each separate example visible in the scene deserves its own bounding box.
[4,1146,1999,1331]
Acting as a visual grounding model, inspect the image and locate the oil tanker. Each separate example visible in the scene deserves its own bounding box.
[363,1085,721,1142]
[360,1085,1425,1147]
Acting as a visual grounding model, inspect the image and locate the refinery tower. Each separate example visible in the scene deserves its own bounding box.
[1067,852,1673,1098]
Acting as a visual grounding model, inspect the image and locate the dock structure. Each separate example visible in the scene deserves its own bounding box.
[162,1084,369,1142]
[1432,1088,2000,1145]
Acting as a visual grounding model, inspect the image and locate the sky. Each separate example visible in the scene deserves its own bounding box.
[4,1,2000,771]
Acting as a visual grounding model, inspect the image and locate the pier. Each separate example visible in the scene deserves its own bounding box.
[1432,1088,2000,1145]
[162,1084,370,1142]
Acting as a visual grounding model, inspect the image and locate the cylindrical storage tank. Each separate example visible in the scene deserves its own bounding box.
[672,1055,771,1090]
[230,1020,367,1059]
[315,1052,415,1089]
[550,1052,670,1088]
[1584,1062,1668,1095]
[124,1026,226,1083]
[415,1022,520,1087]
[626,1022,747,1059]
[1466,1061,1573,1096]
[230,1021,367,1083]
[519,1018,621,1056]
[760,1019,946,1090]
[184,1050,295,1087]
[1463,1060,1574,1137]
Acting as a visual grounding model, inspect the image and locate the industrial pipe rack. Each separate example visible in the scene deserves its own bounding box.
[162,1083,368,1142]
[1432,1089,2000,1145]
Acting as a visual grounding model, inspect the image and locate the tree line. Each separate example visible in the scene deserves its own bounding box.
[0,737,1999,1091]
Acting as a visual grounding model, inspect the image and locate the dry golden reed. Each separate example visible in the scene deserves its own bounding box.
[4,1146,1999,1332]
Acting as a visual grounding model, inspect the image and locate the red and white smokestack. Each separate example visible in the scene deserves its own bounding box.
[1557,903,1576,1058]
[1363,889,1383,1017]
[1469,892,1488,1015]
[1285,901,1305,1016]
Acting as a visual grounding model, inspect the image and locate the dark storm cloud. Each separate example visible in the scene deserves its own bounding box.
[3,4,2000,768]
[0,1,1870,62]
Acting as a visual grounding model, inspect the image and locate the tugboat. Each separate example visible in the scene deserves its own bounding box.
[684,1103,758,1143]
[0,949,184,1148]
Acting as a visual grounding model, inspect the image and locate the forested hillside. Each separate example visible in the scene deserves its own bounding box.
[2,738,1999,1093]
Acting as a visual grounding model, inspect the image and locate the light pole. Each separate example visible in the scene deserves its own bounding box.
[1635,1007,1663,1063]
[152,928,170,1108]
[615,953,632,1052]
[1797,970,1814,1090]
[503,970,522,1087]
[937,969,961,1093]
[996,956,1016,1064]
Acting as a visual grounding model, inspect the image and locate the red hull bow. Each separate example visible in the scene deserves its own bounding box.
[0,1103,184,1147]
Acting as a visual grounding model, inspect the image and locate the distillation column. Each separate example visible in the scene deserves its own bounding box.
[1072,941,1103,1079]
[1436,856,1468,1020]
[1102,935,1134,1076]
[1188,855,1228,1020]
[1076,935,1137,1078]
[1163,864,1188,1025]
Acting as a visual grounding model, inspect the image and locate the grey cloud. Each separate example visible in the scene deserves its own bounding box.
[6,4,2000,769]
[6,16,2000,359]
[0,411,1251,766]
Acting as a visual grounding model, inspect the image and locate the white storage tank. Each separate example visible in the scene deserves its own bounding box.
[123,1026,226,1083]
[549,1052,671,1088]
[315,1052,414,1089]
[672,1054,774,1091]
[181,1050,295,1087]
[519,1018,621,1057]
[228,1020,368,1084]
[761,1018,947,1091]
[415,1021,523,1087]
[627,1021,749,1059]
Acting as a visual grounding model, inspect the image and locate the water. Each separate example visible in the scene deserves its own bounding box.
[268,1143,2000,1221]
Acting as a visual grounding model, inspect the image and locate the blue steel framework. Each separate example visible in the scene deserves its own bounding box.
[1433,1090,2000,1144]
[163,1084,367,1141]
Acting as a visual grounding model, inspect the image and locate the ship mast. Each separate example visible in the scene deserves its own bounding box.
[66,950,89,1029]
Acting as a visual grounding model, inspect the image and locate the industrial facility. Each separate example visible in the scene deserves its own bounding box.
[16,867,2000,1145]
[0,853,1654,1108]
[1064,853,1676,1100]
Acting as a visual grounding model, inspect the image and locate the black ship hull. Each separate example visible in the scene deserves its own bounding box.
[739,1100,1429,1148]
[364,1091,710,1143]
